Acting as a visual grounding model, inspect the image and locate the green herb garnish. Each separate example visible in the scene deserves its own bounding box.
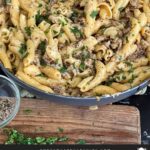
[4,129,69,145]
[90,10,99,19]
[58,136,68,142]
[40,58,47,66]
[105,77,115,86]
[76,139,86,144]
[59,66,67,73]
[38,41,47,56]
[53,30,58,35]
[71,27,83,38]
[126,36,129,42]
[118,7,124,12]
[58,127,64,133]
[38,3,43,7]
[35,10,50,25]
[81,46,90,60]
[70,10,78,21]
[23,109,32,115]
[36,73,47,78]
[128,74,137,84]
[19,44,28,58]
[59,19,68,26]
[24,27,31,36]
[79,62,86,71]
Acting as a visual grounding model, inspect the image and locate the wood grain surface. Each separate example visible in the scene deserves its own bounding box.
[0,99,141,144]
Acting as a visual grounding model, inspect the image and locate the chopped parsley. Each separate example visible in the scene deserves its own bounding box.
[58,136,68,142]
[58,30,64,37]
[59,18,68,26]
[38,41,47,56]
[4,129,69,145]
[100,25,107,33]
[38,3,43,7]
[4,128,87,145]
[53,30,58,35]
[90,10,99,19]
[128,74,137,84]
[70,10,79,21]
[59,66,67,73]
[122,75,127,80]
[118,7,124,12]
[40,58,47,66]
[76,139,86,144]
[19,44,28,59]
[23,109,32,115]
[35,10,50,25]
[36,73,47,78]
[79,62,86,71]
[24,27,31,36]
[58,127,64,133]
[71,27,83,38]
[105,77,115,86]
[125,36,129,42]
[124,61,134,73]
[81,46,90,60]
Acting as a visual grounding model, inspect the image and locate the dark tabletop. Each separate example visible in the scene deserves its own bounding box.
[116,88,150,144]
[0,69,150,144]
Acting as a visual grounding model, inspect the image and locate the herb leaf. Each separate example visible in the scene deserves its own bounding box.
[23,109,32,115]
[40,58,47,66]
[118,7,124,12]
[59,19,68,26]
[76,139,86,144]
[58,127,64,133]
[79,62,86,71]
[90,10,99,19]
[71,27,83,38]
[24,27,31,36]
[35,11,50,25]
[36,73,47,78]
[70,10,78,21]
[4,129,67,145]
[59,66,67,73]
[19,44,28,59]
[38,41,47,56]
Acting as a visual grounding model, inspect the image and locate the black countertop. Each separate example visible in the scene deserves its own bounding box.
[116,88,150,144]
[0,69,150,144]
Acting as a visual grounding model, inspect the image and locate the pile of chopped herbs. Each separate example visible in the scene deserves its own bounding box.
[0,98,15,122]
[4,129,86,145]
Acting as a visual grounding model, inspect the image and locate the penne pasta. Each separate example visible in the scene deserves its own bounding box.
[93,85,118,95]
[16,71,54,93]
[0,0,149,97]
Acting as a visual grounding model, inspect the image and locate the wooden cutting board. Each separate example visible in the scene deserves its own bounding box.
[0,98,141,144]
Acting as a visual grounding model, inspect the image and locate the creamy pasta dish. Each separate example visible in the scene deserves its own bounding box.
[0,0,150,97]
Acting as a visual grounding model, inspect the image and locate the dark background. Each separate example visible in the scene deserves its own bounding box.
[116,88,150,144]
[0,69,150,144]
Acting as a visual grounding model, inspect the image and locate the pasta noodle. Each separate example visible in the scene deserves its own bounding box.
[0,0,150,97]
